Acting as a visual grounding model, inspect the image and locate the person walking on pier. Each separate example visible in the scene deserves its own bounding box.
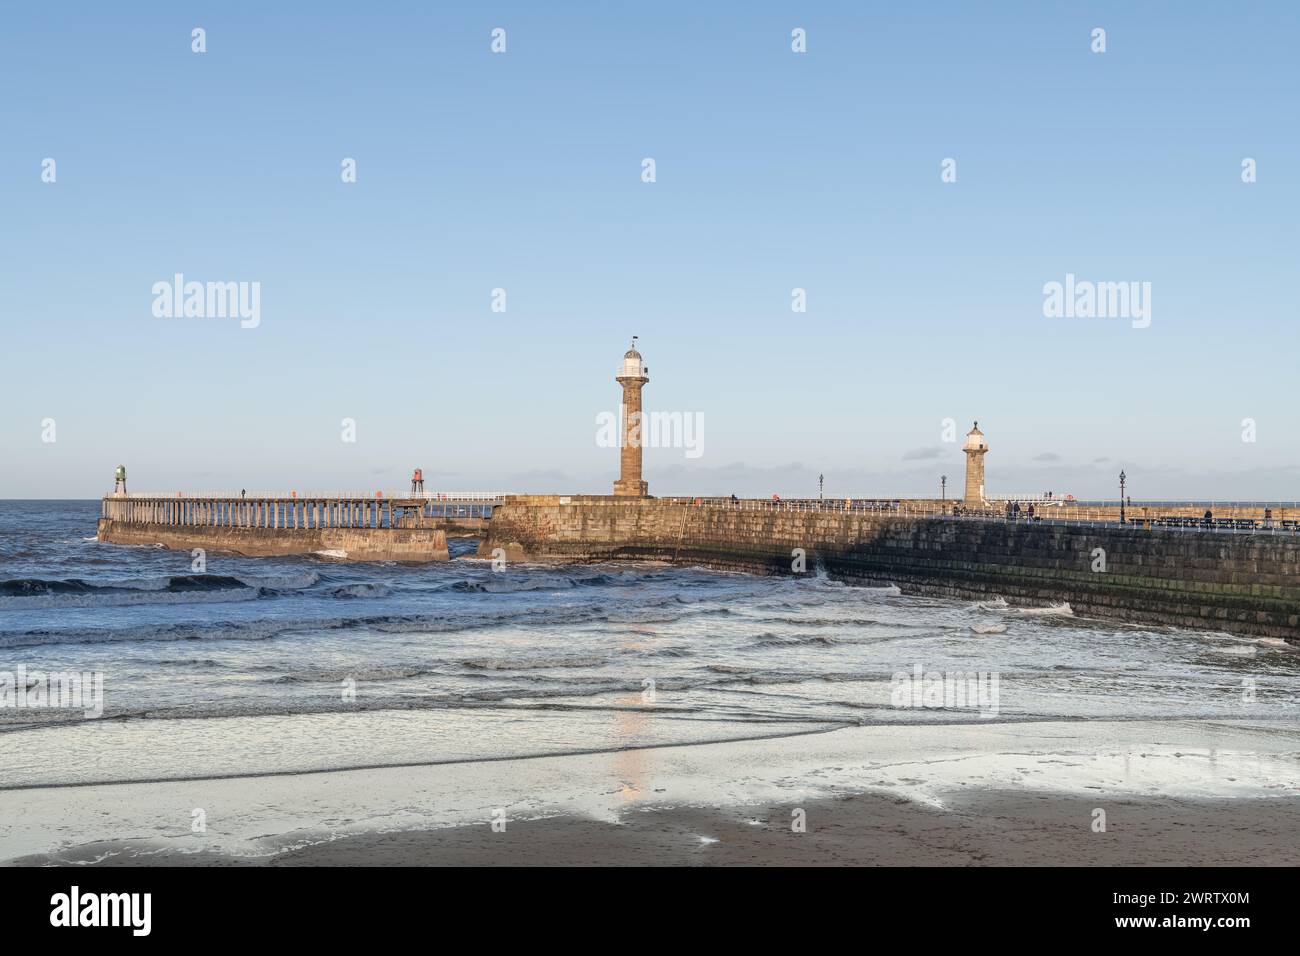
[241,489,246,500]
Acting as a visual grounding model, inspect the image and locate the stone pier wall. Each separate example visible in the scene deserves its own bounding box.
[97,520,449,562]
[394,515,488,537]
[479,496,1300,641]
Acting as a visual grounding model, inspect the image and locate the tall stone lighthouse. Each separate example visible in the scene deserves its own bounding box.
[963,422,987,504]
[613,338,649,497]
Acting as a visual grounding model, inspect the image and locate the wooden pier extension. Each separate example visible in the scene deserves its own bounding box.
[96,492,503,561]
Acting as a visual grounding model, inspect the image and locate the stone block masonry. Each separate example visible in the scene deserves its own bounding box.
[97,520,449,561]
[479,496,1300,643]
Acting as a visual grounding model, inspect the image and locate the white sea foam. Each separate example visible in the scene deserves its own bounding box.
[235,570,321,590]
[1012,602,1074,617]
[329,583,391,599]
[861,584,901,596]
[1251,637,1293,649]
[1211,645,1258,657]
[95,576,173,591]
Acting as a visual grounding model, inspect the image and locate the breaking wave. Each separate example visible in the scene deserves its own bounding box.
[0,602,622,650]
[327,583,392,599]
[0,571,322,610]
[1012,602,1074,617]
[459,655,607,671]
[751,632,843,649]
[2,574,248,597]
[0,575,258,610]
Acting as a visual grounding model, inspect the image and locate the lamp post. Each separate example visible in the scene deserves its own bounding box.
[1119,471,1127,525]
[819,473,824,501]
[941,475,947,501]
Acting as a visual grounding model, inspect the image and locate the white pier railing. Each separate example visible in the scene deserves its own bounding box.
[115,491,510,502]
[101,492,507,528]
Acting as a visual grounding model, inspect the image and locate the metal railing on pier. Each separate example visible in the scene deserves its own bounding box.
[114,491,509,503]
[101,492,507,529]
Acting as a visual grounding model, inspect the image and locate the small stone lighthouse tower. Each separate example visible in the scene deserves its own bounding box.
[962,422,987,504]
[113,465,128,497]
[613,338,650,497]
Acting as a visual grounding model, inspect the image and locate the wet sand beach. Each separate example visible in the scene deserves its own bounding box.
[23,790,1296,868]
[6,719,1298,866]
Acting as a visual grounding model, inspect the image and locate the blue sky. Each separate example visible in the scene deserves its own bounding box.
[3,2,1298,499]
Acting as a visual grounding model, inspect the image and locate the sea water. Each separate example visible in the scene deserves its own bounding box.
[2,500,1298,792]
